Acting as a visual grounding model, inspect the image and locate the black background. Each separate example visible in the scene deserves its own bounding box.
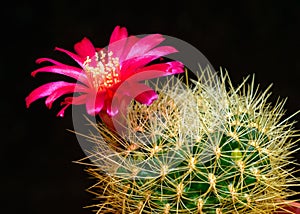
[2,1,300,213]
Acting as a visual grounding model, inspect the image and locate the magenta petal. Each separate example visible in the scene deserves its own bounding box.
[164,61,185,74]
[122,82,158,105]
[109,26,128,44]
[36,58,65,66]
[74,37,96,58]
[119,35,140,61]
[55,47,84,67]
[107,95,132,117]
[121,61,184,81]
[62,94,87,106]
[25,81,77,108]
[108,37,127,59]
[108,26,128,59]
[121,55,162,74]
[142,61,184,77]
[144,46,178,57]
[86,92,105,116]
[120,46,178,72]
[55,94,87,117]
[135,89,158,106]
[58,95,88,117]
[56,103,70,117]
[31,65,87,83]
[102,92,120,117]
[125,34,165,60]
[106,103,119,116]
[45,84,88,108]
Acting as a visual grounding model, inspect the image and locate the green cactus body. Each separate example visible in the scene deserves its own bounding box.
[84,68,299,214]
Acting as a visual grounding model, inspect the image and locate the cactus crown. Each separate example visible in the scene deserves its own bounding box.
[80,66,299,214]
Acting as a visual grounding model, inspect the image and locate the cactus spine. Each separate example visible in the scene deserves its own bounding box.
[81,67,299,214]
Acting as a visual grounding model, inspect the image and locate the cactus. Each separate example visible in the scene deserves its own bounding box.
[81,66,300,214]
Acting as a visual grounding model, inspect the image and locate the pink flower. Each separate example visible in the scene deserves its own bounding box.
[25,26,184,118]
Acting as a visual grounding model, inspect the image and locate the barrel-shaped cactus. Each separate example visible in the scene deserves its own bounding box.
[84,67,299,213]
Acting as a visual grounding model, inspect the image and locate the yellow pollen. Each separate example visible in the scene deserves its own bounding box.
[83,50,120,90]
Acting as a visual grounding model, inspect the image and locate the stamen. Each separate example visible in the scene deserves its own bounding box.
[83,50,120,90]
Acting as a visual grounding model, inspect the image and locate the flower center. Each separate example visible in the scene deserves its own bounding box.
[83,50,120,90]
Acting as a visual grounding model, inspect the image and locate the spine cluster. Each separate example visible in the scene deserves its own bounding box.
[82,68,299,214]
